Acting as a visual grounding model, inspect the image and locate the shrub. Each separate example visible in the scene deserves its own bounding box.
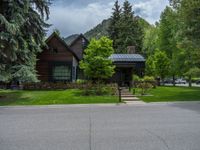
[143,76,155,82]
[76,79,87,84]
[136,82,153,95]
[132,75,140,82]
[81,83,118,96]
[133,76,156,95]
[23,82,118,96]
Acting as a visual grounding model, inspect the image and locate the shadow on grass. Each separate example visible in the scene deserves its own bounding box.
[0,91,27,106]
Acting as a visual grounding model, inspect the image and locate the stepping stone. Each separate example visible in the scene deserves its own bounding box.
[125,101,146,105]
[122,97,139,101]
[121,95,135,97]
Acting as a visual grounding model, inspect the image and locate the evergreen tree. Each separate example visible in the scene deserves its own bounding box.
[108,0,121,50]
[0,0,51,82]
[118,0,142,53]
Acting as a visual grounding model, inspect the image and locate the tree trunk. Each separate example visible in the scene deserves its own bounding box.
[173,75,176,86]
[156,77,161,86]
[189,75,192,87]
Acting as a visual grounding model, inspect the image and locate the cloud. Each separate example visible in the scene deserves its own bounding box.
[48,2,113,37]
[47,0,168,37]
[134,0,169,24]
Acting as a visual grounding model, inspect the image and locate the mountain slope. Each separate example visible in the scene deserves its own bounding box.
[84,18,111,40]
[84,16,151,40]
[64,16,151,42]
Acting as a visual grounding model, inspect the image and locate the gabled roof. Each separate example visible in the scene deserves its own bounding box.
[64,34,80,45]
[69,34,89,47]
[109,54,145,62]
[45,32,80,61]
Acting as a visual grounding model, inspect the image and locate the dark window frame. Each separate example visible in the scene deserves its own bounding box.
[49,61,73,82]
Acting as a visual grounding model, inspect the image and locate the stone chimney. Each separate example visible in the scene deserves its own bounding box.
[127,46,136,54]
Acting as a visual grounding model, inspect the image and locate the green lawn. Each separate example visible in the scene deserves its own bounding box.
[0,89,118,106]
[136,86,200,102]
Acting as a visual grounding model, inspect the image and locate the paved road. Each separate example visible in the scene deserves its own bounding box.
[1,103,200,150]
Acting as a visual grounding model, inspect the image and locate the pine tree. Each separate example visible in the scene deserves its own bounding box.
[0,0,51,82]
[108,0,121,50]
[115,0,143,53]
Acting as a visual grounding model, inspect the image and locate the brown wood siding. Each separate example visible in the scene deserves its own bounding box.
[36,36,74,82]
[70,38,84,60]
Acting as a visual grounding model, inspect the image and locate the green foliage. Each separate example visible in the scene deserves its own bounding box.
[142,26,159,55]
[158,6,183,79]
[170,0,200,83]
[158,6,179,57]
[143,1,200,88]
[76,79,87,84]
[145,50,170,80]
[154,50,170,80]
[145,55,156,76]
[80,37,115,81]
[132,75,140,82]
[108,0,144,53]
[108,0,121,49]
[133,76,155,95]
[143,76,155,82]
[136,82,154,95]
[184,67,200,77]
[0,0,50,82]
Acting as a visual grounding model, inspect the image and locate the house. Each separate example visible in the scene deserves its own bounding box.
[36,32,86,82]
[109,54,145,86]
[36,32,145,86]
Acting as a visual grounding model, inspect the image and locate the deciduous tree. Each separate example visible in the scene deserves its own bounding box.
[80,37,115,82]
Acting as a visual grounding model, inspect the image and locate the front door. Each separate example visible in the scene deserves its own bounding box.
[113,68,132,87]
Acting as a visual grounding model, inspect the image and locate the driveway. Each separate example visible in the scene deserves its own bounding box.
[0,103,200,150]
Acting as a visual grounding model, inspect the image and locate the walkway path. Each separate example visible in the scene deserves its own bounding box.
[121,87,145,104]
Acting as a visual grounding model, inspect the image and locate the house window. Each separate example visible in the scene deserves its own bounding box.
[52,65,71,81]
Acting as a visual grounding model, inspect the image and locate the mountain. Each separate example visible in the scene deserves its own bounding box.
[64,34,79,45]
[84,18,111,40]
[84,16,151,40]
[64,16,151,42]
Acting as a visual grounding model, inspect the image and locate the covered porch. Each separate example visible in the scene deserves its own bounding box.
[109,54,145,86]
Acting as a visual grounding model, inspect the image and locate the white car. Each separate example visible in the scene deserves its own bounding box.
[175,79,187,84]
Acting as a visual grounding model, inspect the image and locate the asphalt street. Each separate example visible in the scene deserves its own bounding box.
[0,102,200,150]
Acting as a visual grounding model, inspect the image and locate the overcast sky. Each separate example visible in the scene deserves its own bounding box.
[47,0,169,37]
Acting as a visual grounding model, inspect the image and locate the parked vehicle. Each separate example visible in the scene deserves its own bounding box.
[175,79,187,84]
[196,80,200,85]
[164,79,173,84]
